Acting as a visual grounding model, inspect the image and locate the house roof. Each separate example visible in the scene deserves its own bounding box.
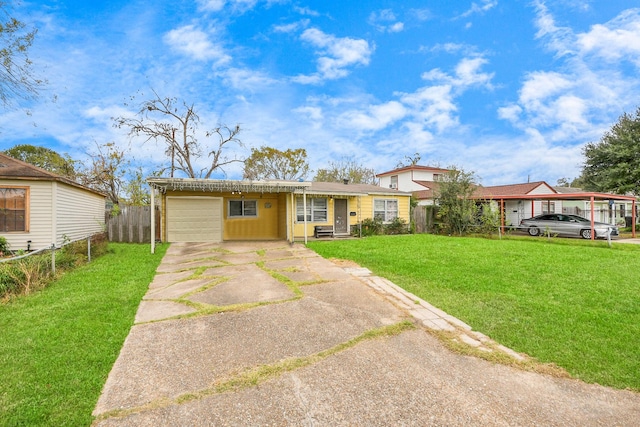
[148,177,311,193]
[472,181,556,198]
[553,186,586,194]
[0,152,105,197]
[303,181,411,196]
[147,177,411,197]
[376,164,450,177]
[411,180,441,199]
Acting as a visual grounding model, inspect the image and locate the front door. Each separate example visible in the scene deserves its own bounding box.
[334,199,348,234]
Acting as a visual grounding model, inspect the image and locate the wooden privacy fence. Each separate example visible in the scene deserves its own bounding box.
[412,205,437,234]
[106,205,160,243]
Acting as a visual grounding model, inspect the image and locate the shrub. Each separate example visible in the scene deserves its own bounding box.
[385,217,410,235]
[359,217,384,237]
[0,233,110,300]
[0,236,9,256]
[476,204,501,237]
[0,254,51,297]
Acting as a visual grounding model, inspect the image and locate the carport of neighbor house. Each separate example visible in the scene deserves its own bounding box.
[147,178,316,253]
[475,192,637,240]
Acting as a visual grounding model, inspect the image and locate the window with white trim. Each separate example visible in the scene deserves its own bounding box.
[296,197,327,222]
[542,201,555,214]
[0,187,27,232]
[374,199,398,222]
[228,199,257,217]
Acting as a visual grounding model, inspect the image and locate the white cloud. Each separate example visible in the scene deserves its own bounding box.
[197,0,226,12]
[459,0,498,18]
[197,0,267,13]
[532,0,576,56]
[422,56,494,89]
[501,4,640,144]
[577,9,640,67]
[368,9,405,33]
[294,6,320,17]
[273,19,309,34]
[163,25,231,65]
[217,68,278,91]
[518,71,573,107]
[454,57,494,87]
[400,85,458,133]
[337,101,407,131]
[294,28,373,83]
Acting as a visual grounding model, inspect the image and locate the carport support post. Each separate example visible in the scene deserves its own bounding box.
[303,188,308,245]
[150,185,156,254]
[634,199,637,238]
[590,196,595,240]
[500,199,505,234]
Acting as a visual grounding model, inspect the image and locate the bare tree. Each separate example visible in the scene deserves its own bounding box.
[115,90,243,178]
[396,152,421,168]
[77,142,128,206]
[0,2,42,107]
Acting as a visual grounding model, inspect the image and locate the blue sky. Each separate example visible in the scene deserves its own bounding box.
[3,0,640,186]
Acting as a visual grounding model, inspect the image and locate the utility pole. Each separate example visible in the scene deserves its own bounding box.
[171,129,175,178]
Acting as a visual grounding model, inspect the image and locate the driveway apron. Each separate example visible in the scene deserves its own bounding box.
[93,242,640,426]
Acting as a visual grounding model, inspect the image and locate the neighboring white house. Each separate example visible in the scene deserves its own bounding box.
[376,165,637,230]
[0,153,106,251]
[376,165,451,205]
[472,181,637,229]
[554,187,634,227]
[473,181,560,226]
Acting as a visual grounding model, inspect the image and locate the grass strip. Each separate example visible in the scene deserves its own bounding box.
[0,243,168,426]
[307,234,640,391]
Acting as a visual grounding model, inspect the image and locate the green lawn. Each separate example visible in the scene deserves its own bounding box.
[307,234,640,391]
[0,243,167,426]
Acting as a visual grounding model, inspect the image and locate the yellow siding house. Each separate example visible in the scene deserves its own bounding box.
[147,178,411,250]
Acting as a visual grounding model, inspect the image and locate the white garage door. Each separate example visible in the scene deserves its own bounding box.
[167,197,222,242]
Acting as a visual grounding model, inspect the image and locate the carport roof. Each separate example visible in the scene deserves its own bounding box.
[472,191,637,202]
[147,177,312,193]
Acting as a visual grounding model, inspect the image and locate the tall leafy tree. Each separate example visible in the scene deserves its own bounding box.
[115,90,243,178]
[243,146,309,180]
[581,108,640,195]
[0,2,42,107]
[314,157,377,184]
[435,167,478,236]
[3,144,77,178]
[124,167,150,206]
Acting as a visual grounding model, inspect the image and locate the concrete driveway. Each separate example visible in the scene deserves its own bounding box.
[93,241,639,426]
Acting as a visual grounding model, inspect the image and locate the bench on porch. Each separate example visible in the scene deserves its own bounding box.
[314,225,334,238]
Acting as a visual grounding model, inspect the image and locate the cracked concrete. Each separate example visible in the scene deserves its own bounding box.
[93,241,640,426]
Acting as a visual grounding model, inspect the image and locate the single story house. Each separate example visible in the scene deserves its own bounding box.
[472,181,637,238]
[0,152,106,251]
[147,177,412,252]
[375,164,637,238]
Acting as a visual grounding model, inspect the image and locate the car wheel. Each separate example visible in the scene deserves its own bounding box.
[528,226,540,237]
[581,229,592,239]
